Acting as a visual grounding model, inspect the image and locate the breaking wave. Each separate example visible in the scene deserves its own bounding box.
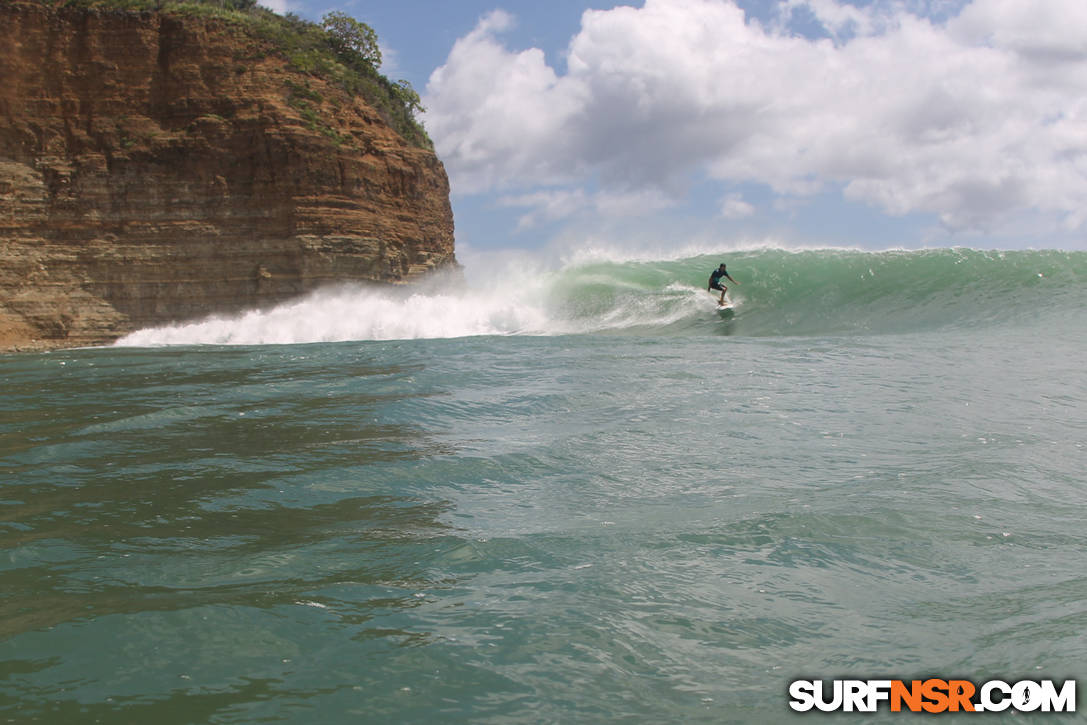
[116,247,1087,346]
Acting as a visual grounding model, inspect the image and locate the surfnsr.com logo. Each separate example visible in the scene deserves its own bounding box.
[789,679,1076,713]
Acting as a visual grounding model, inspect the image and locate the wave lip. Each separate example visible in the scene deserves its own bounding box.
[115,247,1087,346]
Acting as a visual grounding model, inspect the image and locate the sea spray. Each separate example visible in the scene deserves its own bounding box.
[116,284,547,346]
[115,247,1086,346]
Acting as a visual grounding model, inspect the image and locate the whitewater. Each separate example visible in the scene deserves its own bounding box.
[115,247,1085,345]
[4,246,1086,723]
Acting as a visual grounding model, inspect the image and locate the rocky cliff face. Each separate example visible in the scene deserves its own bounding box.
[0,1,456,350]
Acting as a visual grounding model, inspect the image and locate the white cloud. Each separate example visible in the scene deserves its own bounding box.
[951,0,1087,61]
[260,0,287,15]
[720,193,755,219]
[377,42,399,77]
[422,10,587,193]
[424,0,1087,233]
[500,189,589,230]
[783,0,880,37]
[498,187,677,230]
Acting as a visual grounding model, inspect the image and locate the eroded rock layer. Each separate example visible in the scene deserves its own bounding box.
[0,2,456,350]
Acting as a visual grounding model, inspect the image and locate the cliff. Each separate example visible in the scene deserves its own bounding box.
[0,1,456,351]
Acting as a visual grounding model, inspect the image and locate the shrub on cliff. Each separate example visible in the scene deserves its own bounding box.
[320,11,381,69]
[27,0,431,149]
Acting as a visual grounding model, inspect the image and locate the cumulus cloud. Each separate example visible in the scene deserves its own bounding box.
[423,0,1087,233]
[720,193,756,219]
[499,187,677,230]
[500,189,590,230]
[423,10,587,193]
[260,0,288,15]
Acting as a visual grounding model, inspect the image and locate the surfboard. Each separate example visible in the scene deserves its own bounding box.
[710,290,734,317]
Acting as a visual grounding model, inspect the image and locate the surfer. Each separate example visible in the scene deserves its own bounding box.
[708,263,738,305]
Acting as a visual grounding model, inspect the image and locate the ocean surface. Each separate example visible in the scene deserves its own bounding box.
[2,247,1086,723]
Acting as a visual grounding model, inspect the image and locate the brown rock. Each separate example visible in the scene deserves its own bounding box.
[0,2,457,351]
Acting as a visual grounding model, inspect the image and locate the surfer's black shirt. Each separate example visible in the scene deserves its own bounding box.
[709,269,729,289]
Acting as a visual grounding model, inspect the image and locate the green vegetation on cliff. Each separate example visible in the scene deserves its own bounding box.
[31,0,431,149]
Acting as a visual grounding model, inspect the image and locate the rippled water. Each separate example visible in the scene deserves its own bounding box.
[4,318,1085,723]
[4,247,1087,723]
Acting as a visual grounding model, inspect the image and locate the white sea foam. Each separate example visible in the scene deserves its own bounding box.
[116,282,552,346]
[114,249,721,347]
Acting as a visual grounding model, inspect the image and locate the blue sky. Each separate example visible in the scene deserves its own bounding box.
[266,0,1087,252]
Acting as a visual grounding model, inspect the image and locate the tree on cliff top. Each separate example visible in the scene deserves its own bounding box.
[320,11,381,70]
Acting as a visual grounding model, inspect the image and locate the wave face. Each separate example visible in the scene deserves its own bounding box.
[116,247,1087,345]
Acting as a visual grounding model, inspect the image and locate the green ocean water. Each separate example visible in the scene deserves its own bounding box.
[2,248,1086,723]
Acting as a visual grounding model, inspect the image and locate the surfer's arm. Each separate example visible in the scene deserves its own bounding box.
[725,274,739,284]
